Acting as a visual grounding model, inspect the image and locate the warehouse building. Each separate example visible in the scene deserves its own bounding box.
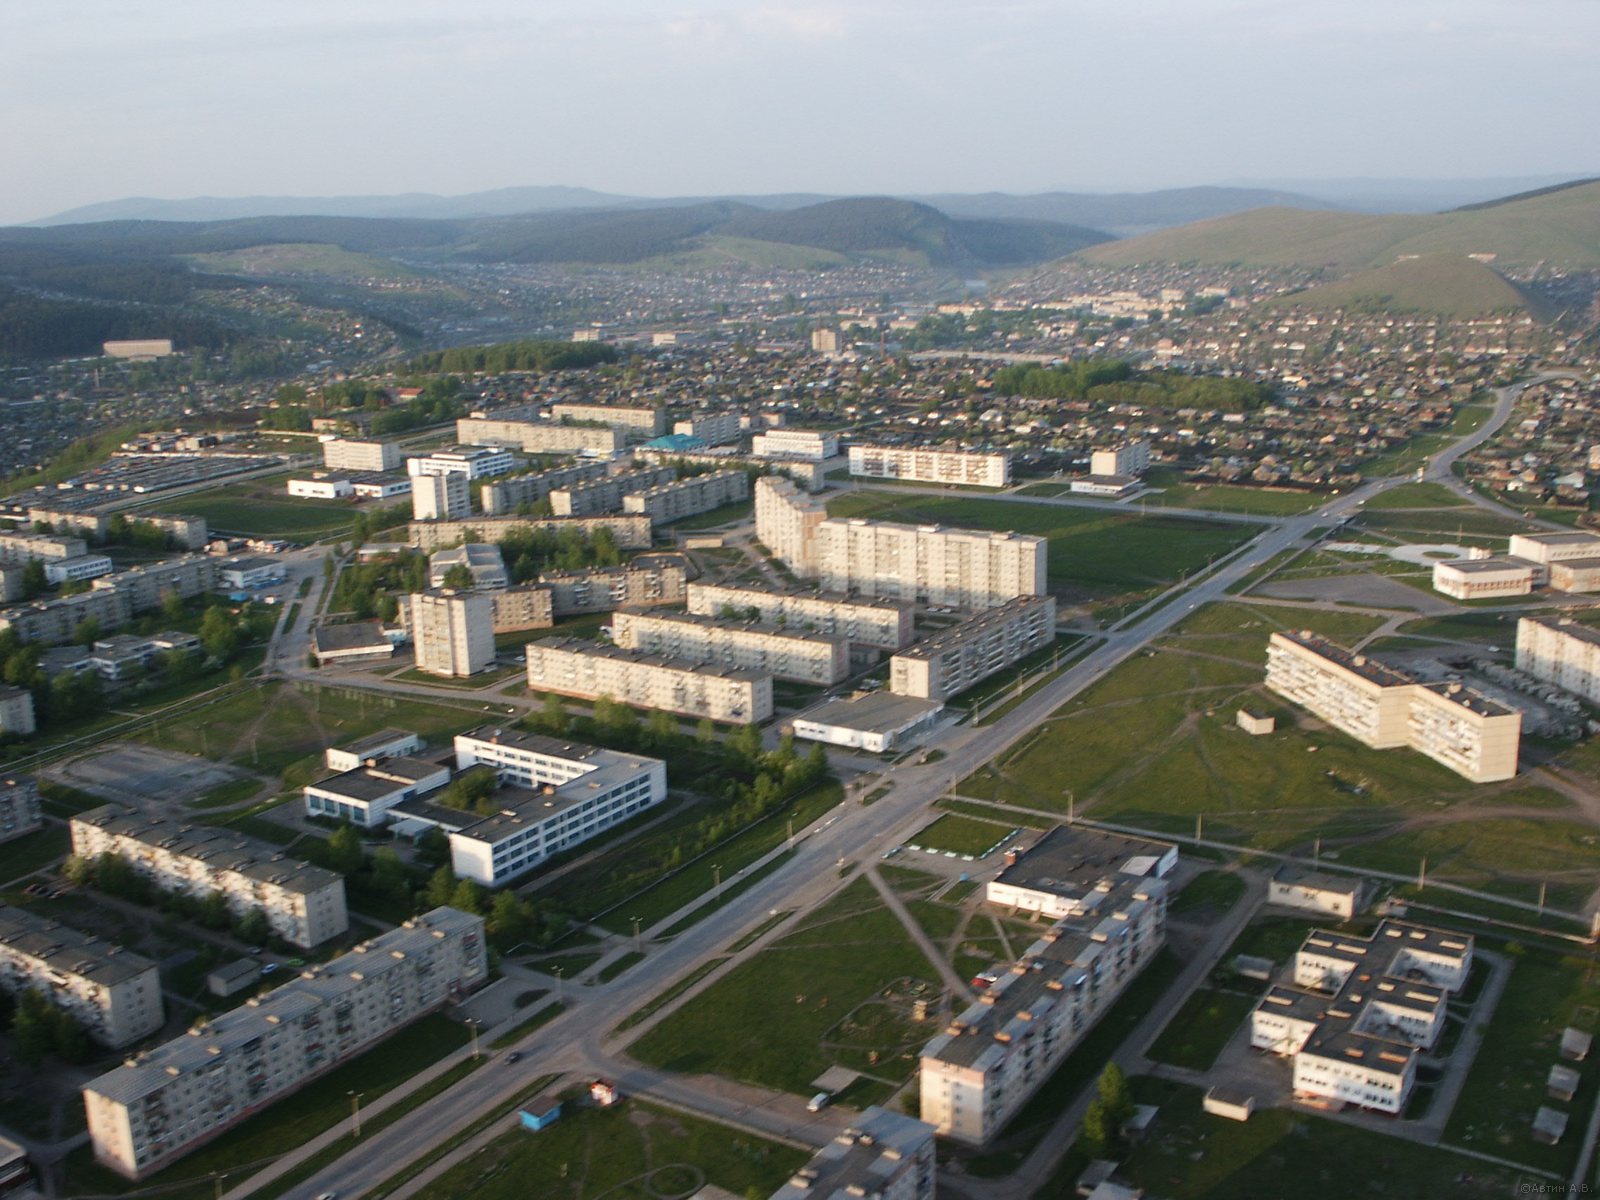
[789,692,943,754]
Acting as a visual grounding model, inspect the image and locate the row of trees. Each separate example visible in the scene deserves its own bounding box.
[1,987,92,1065]
[990,359,1272,413]
[405,338,619,375]
[65,851,273,944]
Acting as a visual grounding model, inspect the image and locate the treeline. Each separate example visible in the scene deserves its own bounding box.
[0,987,92,1064]
[65,850,274,945]
[405,339,619,375]
[261,376,463,435]
[500,524,622,583]
[991,360,1272,412]
[0,285,230,360]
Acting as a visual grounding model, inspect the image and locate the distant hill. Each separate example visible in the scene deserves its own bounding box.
[1078,179,1600,271]
[1266,254,1536,317]
[913,186,1343,236]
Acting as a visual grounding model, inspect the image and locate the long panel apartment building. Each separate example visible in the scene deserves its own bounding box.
[687,582,914,650]
[817,519,1046,609]
[920,827,1170,1145]
[0,903,162,1049]
[539,555,689,615]
[770,1107,936,1200]
[547,402,667,442]
[1265,631,1521,783]
[849,445,1010,488]
[550,467,676,516]
[71,806,349,949]
[526,637,772,723]
[480,461,610,515]
[755,476,827,574]
[622,469,749,522]
[83,907,486,1179]
[612,607,849,684]
[1251,921,1472,1114]
[456,416,623,456]
[890,596,1056,701]
[0,555,219,645]
[409,515,653,553]
[1517,616,1600,704]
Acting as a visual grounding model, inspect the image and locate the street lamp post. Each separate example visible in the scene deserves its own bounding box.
[467,1018,480,1060]
[554,965,564,1002]
[632,916,642,954]
[349,1090,363,1138]
[712,864,722,903]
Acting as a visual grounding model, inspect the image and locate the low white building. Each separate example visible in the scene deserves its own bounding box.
[44,555,114,585]
[406,446,517,480]
[751,429,840,461]
[1267,866,1366,919]
[790,692,943,754]
[1431,556,1534,600]
[428,543,509,590]
[325,729,423,773]
[286,475,354,500]
[303,756,452,829]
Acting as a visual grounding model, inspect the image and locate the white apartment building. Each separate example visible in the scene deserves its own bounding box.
[548,402,667,442]
[286,475,353,500]
[408,514,653,553]
[412,472,472,521]
[1251,921,1472,1115]
[639,447,825,492]
[83,908,487,1179]
[480,461,610,515]
[428,543,508,590]
[322,439,401,474]
[0,776,42,845]
[817,520,1047,610]
[1517,616,1600,704]
[769,1107,936,1200]
[1265,631,1521,783]
[446,729,668,886]
[71,806,349,949]
[1432,556,1534,600]
[612,607,850,684]
[456,416,623,456]
[890,596,1056,701]
[550,467,676,517]
[526,637,772,723]
[673,412,742,446]
[849,445,1011,489]
[921,827,1170,1145]
[303,757,452,829]
[540,555,689,615]
[408,590,495,677]
[687,582,914,650]
[1090,440,1151,478]
[0,686,36,738]
[623,470,749,522]
[407,445,517,481]
[751,429,840,461]
[0,903,162,1049]
[754,476,827,574]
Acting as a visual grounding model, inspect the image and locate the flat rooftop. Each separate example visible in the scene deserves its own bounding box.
[1435,556,1533,574]
[992,825,1176,901]
[689,581,910,614]
[793,691,944,734]
[313,621,391,653]
[894,595,1054,661]
[771,1108,932,1200]
[1523,615,1600,648]
[526,637,769,682]
[0,902,156,987]
[1515,531,1600,547]
[618,606,847,647]
[332,728,418,759]
[1276,630,1414,688]
[306,757,447,803]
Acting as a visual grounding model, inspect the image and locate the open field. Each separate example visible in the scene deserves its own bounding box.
[1137,468,1329,515]
[823,490,1257,601]
[174,474,356,538]
[629,876,943,1098]
[407,1092,807,1200]
[906,813,1018,858]
[1145,987,1257,1071]
[1360,481,1474,510]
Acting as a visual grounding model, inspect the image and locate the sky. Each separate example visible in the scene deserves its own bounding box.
[3,0,1599,224]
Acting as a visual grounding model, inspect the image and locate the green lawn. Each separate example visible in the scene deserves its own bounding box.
[0,826,68,885]
[1169,869,1247,918]
[906,813,1017,858]
[1361,481,1473,510]
[407,1093,806,1200]
[629,876,943,1096]
[176,494,356,539]
[1145,987,1257,1070]
[1138,468,1328,515]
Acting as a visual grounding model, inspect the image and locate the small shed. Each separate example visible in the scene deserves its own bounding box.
[1203,1086,1256,1122]
[590,1080,622,1107]
[1549,1064,1581,1102]
[1075,1160,1119,1197]
[1534,1106,1570,1145]
[1562,1028,1593,1062]
[206,959,262,998]
[1234,955,1275,982]
[1237,710,1275,736]
[1122,1105,1159,1142]
[519,1098,563,1132]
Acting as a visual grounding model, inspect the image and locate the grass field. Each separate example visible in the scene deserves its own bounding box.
[407,1093,807,1200]
[1137,468,1328,515]
[823,490,1257,601]
[0,826,68,886]
[1145,987,1257,1070]
[176,480,356,539]
[1361,481,1474,510]
[1168,869,1247,918]
[629,876,942,1097]
[907,813,1017,858]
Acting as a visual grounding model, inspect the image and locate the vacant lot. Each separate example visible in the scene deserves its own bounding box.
[907,813,1017,858]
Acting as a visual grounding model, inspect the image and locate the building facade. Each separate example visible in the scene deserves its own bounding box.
[754,476,827,575]
[889,597,1056,701]
[539,555,689,615]
[408,515,653,553]
[672,412,742,446]
[622,470,749,522]
[751,429,839,460]
[456,416,623,456]
[548,402,667,441]
[0,687,37,738]
[612,608,850,684]
[406,446,517,480]
[549,468,676,517]
[490,585,555,633]
[1090,440,1151,478]
[83,908,487,1179]
[687,582,914,650]
[770,1107,936,1200]
[0,776,42,845]
[480,461,610,515]
[1517,616,1600,703]
[71,807,349,948]
[322,439,401,473]
[303,757,452,829]
[848,446,1010,489]
[816,519,1047,609]
[408,590,495,677]
[525,638,772,722]
[1431,556,1534,600]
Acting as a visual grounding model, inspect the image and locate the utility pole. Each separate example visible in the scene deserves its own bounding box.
[1418,856,1427,891]
[348,1091,363,1139]
[632,916,642,954]
[467,1018,480,1060]
[712,864,722,903]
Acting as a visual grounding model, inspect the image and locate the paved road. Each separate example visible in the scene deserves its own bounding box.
[248,374,1546,1200]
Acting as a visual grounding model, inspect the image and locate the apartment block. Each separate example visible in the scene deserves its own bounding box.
[0,587,132,645]
[0,531,88,562]
[143,515,209,551]
[83,908,486,1179]
[770,1107,936,1200]
[0,776,42,845]
[890,596,1056,701]
[406,446,517,480]
[445,728,668,886]
[638,448,824,492]
[548,402,667,441]
[71,806,349,949]
[848,445,1010,489]
[816,519,1046,609]
[921,827,1170,1145]
[549,467,676,516]
[525,638,772,723]
[322,439,401,474]
[751,428,840,461]
[687,582,914,650]
[480,461,610,515]
[612,607,849,684]
[1265,631,1521,783]
[0,903,163,1049]
[303,756,452,829]
[1432,556,1534,600]
[1517,616,1600,704]
[539,555,689,616]
[623,469,749,522]
[490,585,554,633]
[754,476,826,574]
[408,590,495,677]
[408,515,653,553]
[672,412,742,446]
[457,416,623,456]
[1090,440,1151,478]
[412,473,467,524]
[1251,921,1472,1115]
[110,556,220,612]
[0,686,37,738]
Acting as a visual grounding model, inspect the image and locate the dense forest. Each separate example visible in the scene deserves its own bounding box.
[405,338,620,375]
[991,360,1272,412]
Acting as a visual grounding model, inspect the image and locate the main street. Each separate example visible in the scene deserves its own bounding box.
[258,373,1553,1200]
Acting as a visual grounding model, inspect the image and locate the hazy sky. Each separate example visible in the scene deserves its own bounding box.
[4,0,1598,224]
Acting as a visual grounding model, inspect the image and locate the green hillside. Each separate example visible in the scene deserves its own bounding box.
[1079,179,1600,270]
[1265,254,1535,317]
